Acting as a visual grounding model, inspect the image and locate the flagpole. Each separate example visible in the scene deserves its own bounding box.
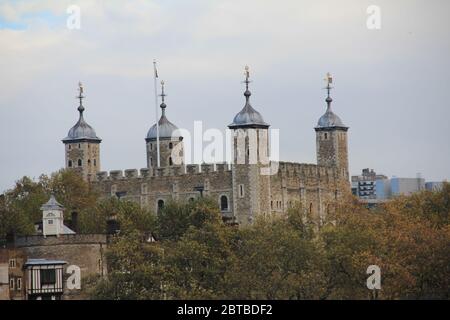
[153,60,161,168]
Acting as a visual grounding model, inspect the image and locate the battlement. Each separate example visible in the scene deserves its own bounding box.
[277,161,345,180]
[95,163,232,182]
[14,234,108,248]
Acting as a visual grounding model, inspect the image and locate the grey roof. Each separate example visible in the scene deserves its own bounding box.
[146,103,182,141]
[316,98,347,129]
[228,90,269,129]
[40,194,64,211]
[62,106,101,143]
[62,225,76,234]
[25,259,67,266]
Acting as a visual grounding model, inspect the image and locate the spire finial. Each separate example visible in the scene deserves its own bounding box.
[243,65,252,102]
[324,72,333,110]
[77,81,85,115]
[159,80,166,116]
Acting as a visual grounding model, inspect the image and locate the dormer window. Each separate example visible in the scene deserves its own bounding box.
[48,219,53,225]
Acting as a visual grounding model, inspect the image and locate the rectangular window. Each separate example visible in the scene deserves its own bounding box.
[40,269,56,285]
[9,259,16,268]
[17,278,22,290]
[10,278,14,290]
[239,184,244,198]
[48,219,53,225]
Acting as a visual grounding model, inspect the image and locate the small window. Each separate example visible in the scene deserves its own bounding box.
[78,144,81,149]
[10,278,14,290]
[17,278,22,290]
[150,143,153,150]
[271,201,273,209]
[309,203,313,214]
[78,159,82,166]
[40,269,56,285]
[68,145,71,150]
[169,157,173,166]
[220,195,229,211]
[68,160,73,168]
[239,184,244,198]
[48,219,53,225]
[9,259,16,268]
[324,133,328,140]
[169,142,173,149]
[94,159,97,166]
[88,159,91,166]
[157,200,165,212]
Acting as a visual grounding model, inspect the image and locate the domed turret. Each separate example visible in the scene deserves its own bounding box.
[62,82,101,181]
[146,80,183,168]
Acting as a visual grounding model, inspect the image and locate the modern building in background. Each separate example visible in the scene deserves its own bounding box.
[351,168,387,199]
[352,169,445,202]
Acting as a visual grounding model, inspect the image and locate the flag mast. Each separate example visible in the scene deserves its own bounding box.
[153,60,161,168]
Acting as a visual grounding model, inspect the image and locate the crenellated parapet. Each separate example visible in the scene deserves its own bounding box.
[95,163,232,182]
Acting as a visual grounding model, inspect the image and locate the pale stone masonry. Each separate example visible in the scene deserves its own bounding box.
[64,72,350,226]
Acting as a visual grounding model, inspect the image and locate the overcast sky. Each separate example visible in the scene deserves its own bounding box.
[1,0,449,192]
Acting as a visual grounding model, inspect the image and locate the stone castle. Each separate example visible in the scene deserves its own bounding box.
[62,70,350,225]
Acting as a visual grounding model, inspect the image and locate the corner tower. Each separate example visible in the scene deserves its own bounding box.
[146,81,184,169]
[315,73,349,179]
[228,66,271,225]
[62,82,101,182]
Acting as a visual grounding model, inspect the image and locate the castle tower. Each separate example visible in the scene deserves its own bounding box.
[62,82,102,182]
[228,66,271,225]
[41,194,74,237]
[315,73,349,179]
[146,80,184,169]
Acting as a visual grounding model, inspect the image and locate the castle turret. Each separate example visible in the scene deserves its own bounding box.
[62,82,101,182]
[315,73,349,179]
[41,194,74,237]
[146,80,184,169]
[228,66,271,225]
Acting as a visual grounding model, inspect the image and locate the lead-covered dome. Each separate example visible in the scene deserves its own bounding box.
[62,83,101,143]
[228,67,269,129]
[146,81,182,141]
[316,96,347,129]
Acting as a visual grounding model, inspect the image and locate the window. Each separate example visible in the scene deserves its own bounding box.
[157,200,165,212]
[324,133,328,140]
[169,142,173,149]
[68,160,73,168]
[9,259,16,268]
[150,143,153,150]
[68,145,71,150]
[40,269,56,285]
[10,278,14,290]
[94,159,97,166]
[309,203,313,214]
[169,157,173,166]
[17,278,22,290]
[48,219,53,225]
[78,159,82,166]
[220,195,229,211]
[149,157,152,167]
[78,144,81,149]
[271,201,273,209]
[239,184,245,198]
[88,159,91,166]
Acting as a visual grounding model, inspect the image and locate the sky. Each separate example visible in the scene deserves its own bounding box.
[0,0,449,192]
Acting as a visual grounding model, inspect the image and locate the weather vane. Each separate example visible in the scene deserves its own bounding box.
[160,80,166,102]
[243,65,251,90]
[77,81,85,110]
[324,72,333,98]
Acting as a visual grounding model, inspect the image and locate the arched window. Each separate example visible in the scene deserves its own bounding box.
[157,199,165,212]
[169,142,173,149]
[78,159,82,167]
[169,157,173,166]
[68,160,72,168]
[220,195,228,211]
